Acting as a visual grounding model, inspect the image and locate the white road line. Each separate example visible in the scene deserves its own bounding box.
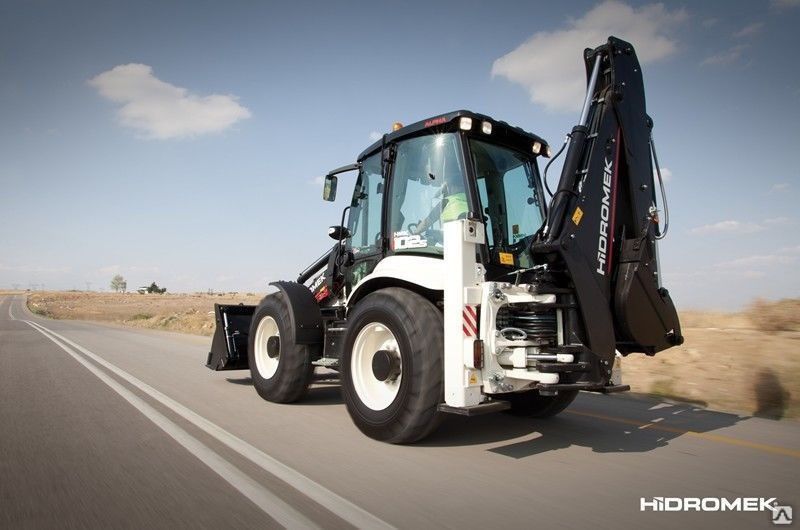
[24,319,394,530]
[23,320,320,530]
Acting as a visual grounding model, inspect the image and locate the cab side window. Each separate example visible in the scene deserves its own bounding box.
[347,153,383,257]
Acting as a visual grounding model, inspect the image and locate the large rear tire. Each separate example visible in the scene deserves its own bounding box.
[247,292,314,403]
[341,288,443,444]
[505,390,578,417]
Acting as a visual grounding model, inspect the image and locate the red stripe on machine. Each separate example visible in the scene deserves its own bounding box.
[606,127,621,274]
[463,306,478,337]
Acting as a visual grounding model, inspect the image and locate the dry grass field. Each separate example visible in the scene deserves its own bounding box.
[24,291,800,419]
[27,291,264,336]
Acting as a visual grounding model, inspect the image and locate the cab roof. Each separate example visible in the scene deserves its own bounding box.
[357,110,549,162]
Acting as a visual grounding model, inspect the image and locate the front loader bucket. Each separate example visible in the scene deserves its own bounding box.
[206,303,256,371]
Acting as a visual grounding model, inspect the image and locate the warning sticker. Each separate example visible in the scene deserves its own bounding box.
[463,305,478,337]
[499,252,514,265]
[572,206,584,225]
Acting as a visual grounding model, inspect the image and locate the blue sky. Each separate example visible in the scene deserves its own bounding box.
[1,0,798,309]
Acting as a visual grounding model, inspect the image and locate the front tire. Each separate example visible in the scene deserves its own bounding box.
[247,292,313,403]
[341,288,443,444]
[505,390,578,417]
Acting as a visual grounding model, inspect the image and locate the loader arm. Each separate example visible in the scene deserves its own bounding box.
[533,36,683,359]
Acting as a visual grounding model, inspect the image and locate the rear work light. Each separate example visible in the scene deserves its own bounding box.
[481,121,492,135]
[459,117,473,130]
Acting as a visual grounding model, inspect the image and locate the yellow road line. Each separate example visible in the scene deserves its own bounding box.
[566,409,800,459]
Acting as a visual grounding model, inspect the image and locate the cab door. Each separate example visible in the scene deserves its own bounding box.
[344,152,384,289]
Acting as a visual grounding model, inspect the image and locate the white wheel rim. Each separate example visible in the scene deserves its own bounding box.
[351,322,402,411]
[254,316,280,379]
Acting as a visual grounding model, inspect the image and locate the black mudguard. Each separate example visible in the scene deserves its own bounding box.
[269,281,324,345]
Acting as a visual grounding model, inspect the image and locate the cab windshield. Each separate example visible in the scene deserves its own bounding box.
[388,133,467,255]
[470,138,544,267]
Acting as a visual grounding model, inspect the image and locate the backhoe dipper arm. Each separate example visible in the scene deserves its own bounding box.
[533,36,682,365]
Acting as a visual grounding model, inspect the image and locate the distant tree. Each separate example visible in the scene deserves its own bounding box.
[147,281,167,294]
[110,274,126,293]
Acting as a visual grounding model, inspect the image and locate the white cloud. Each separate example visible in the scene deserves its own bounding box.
[717,253,798,269]
[763,216,792,226]
[89,64,251,139]
[97,264,161,276]
[702,18,718,28]
[130,265,161,274]
[770,182,790,193]
[98,265,121,276]
[733,22,764,38]
[779,244,800,254]
[369,131,382,142]
[689,220,763,235]
[690,217,793,236]
[701,44,749,66]
[655,167,673,182]
[771,0,800,8]
[0,263,70,274]
[491,1,687,113]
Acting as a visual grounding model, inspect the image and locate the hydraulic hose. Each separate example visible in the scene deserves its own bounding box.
[650,132,670,240]
[543,134,570,198]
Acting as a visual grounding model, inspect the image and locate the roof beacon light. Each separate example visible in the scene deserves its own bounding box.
[532,141,542,155]
[392,122,403,131]
[481,121,492,135]
[459,117,473,131]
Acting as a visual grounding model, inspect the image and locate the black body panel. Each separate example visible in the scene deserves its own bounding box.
[614,239,683,354]
[533,36,682,380]
[357,110,548,163]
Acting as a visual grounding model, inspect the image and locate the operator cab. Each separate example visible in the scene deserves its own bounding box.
[323,110,551,297]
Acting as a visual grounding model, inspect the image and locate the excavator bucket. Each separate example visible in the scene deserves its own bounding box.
[205,304,255,370]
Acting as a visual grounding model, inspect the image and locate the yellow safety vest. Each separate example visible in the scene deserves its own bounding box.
[441,192,468,223]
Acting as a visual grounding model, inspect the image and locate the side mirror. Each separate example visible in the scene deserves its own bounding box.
[328,225,350,241]
[323,175,338,202]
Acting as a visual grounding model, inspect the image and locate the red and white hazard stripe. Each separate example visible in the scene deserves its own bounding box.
[463,305,478,337]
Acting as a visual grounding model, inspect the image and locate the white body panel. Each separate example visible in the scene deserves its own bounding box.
[443,220,485,407]
[347,255,444,305]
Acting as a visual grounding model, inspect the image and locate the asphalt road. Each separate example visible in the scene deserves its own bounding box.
[1,294,797,529]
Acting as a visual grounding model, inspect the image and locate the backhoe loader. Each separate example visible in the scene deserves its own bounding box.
[207,37,683,443]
